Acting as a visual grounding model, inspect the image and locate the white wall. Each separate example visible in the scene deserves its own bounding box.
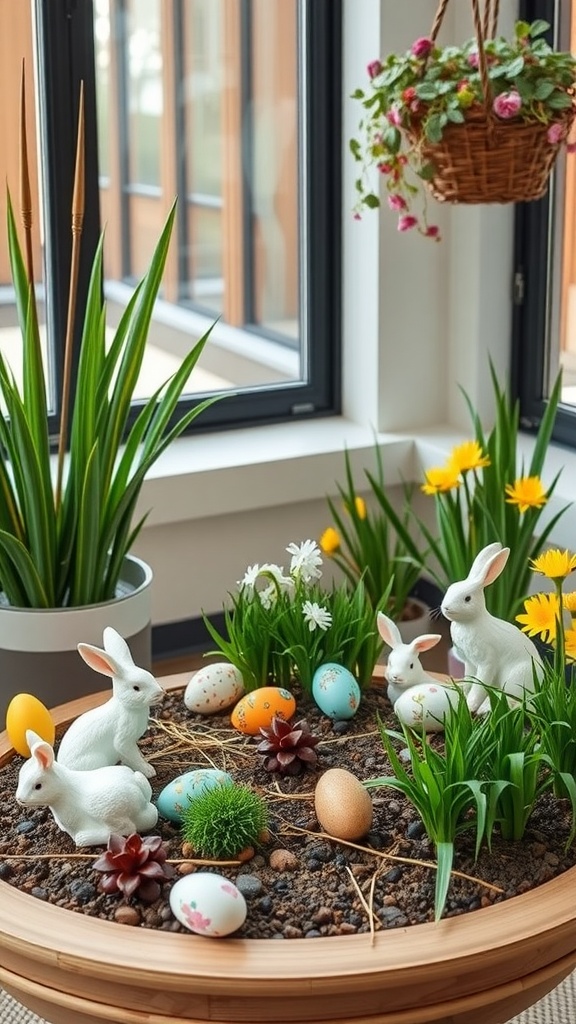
[132,0,576,630]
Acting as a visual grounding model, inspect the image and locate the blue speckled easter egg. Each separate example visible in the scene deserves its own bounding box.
[312,663,361,720]
[156,768,233,822]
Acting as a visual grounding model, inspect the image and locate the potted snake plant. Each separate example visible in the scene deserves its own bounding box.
[0,81,220,721]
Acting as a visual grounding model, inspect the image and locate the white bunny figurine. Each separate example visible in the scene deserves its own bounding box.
[56,627,164,777]
[441,542,544,715]
[377,612,443,704]
[16,730,158,847]
[377,613,459,732]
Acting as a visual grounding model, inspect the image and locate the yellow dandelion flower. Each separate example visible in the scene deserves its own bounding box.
[530,549,576,581]
[447,440,490,474]
[319,526,341,555]
[504,476,547,514]
[516,592,560,643]
[564,592,576,614]
[354,496,367,520]
[421,466,461,495]
[565,628,576,663]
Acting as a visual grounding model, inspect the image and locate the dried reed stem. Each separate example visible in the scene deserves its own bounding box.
[19,60,34,285]
[55,82,85,510]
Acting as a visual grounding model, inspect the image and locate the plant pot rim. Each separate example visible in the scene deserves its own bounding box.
[1,676,576,1023]
[0,553,152,615]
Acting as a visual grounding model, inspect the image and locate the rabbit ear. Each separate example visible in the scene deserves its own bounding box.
[103,627,134,667]
[377,612,403,648]
[28,732,54,769]
[411,634,442,654]
[474,546,510,588]
[77,642,120,679]
[467,542,504,581]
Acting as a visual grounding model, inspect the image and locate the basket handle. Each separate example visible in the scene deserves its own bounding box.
[430,0,499,110]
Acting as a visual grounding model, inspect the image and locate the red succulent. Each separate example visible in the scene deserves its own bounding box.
[257,715,320,775]
[92,833,175,903]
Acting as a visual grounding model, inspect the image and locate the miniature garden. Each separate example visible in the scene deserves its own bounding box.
[2,479,576,940]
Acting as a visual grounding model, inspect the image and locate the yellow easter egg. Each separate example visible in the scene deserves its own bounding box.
[230,686,296,735]
[5,693,56,756]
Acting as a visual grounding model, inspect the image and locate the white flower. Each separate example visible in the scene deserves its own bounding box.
[260,563,295,593]
[287,539,323,583]
[237,563,260,600]
[259,584,277,610]
[302,600,332,632]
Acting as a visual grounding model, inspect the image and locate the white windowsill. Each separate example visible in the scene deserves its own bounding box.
[137,418,576,550]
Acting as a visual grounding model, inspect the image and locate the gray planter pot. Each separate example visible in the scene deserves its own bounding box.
[0,554,153,724]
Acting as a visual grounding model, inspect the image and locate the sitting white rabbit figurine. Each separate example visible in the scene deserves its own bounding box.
[56,627,164,777]
[441,542,544,715]
[377,612,459,732]
[16,730,158,847]
[377,612,443,704]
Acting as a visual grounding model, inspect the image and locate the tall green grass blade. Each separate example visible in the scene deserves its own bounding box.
[434,842,454,921]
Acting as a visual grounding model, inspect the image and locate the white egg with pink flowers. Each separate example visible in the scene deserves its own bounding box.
[169,873,247,937]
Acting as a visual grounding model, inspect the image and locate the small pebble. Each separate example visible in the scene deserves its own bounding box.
[235,874,263,898]
[31,887,48,900]
[15,820,36,835]
[257,896,274,915]
[384,866,403,883]
[237,846,255,863]
[406,820,425,840]
[114,905,142,926]
[69,880,97,903]
[269,849,298,872]
[332,721,351,735]
[0,862,13,880]
[178,862,196,875]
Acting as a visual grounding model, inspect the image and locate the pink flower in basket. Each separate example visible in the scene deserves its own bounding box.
[351,18,576,240]
[411,37,433,59]
[493,91,522,119]
[547,122,567,144]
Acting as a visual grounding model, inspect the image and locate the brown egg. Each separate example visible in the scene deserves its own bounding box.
[314,767,373,841]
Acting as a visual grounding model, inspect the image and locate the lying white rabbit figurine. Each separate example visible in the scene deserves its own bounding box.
[377,612,443,704]
[16,730,158,847]
[441,542,544,715]
[377,612,459,732]
[57,627,164,777]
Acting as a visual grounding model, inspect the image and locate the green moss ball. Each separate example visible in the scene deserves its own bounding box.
[181,782,269,859]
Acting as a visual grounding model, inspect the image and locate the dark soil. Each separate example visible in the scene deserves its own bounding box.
[1,682,575,939]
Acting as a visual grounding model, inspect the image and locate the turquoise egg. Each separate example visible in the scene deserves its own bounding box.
[156,769,233,823]
[312,663,361,720]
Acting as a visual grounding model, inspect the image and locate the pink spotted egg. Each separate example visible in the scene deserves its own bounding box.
[184,662,245,714]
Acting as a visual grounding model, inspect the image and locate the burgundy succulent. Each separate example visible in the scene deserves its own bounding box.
[257,715,320,775]
[92,833,175,902]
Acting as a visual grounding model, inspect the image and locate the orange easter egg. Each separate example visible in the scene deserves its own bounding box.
[230,686,296,735]
[5,693,56,757]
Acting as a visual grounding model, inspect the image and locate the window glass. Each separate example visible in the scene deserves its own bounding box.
[514,0,576,446]
[94,0,304,402]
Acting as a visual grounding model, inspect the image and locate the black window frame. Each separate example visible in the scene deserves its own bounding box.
[35,0,342,439]
[512,0,576,447]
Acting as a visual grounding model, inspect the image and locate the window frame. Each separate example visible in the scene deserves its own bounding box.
[512,0,576,448]
[35,0,342,439]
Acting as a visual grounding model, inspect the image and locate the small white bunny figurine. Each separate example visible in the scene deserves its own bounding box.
[441,542,544,715]
[16,730,158,847]
[377,612,459,732]
[377,612,443,704]
[56,627,164,777]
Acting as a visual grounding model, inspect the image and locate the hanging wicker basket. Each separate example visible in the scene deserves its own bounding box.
[411,0,576,205]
